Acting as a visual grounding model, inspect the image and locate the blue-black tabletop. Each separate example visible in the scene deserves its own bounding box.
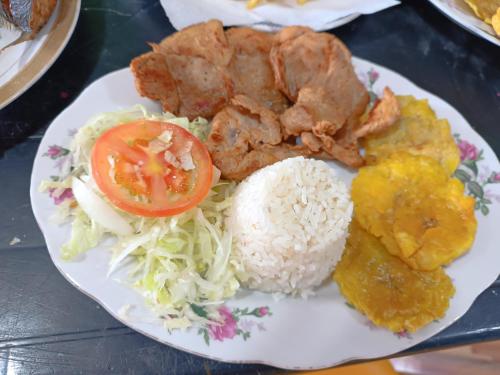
[0,0,499,374]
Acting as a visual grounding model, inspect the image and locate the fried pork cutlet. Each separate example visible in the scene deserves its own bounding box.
[131,23,401,179]
[132,20,234,120]
[130,52,180,114]
[131,22,289,119]
[270,27,373,168]
[206,95,308,181]
[226,27,289,114]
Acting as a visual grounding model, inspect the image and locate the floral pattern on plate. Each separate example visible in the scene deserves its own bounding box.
[193,304,271,345]
[454,134,500,216]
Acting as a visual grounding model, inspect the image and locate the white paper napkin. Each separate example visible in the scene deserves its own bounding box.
[160,0,400,31]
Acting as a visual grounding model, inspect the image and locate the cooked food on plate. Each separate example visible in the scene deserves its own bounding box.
[131,21,401,178]
[91,120,213,217]
[334,220,455,333]
[362,95,460,175]
[131,20,233,120]
[464,0,500,36]
[270,27,398,168]
[206,95,306,181]
[226,27,289,114]
[41,21,479,334]
[228,156,352,295]
[352,152,477,271]
[40,107,242,327]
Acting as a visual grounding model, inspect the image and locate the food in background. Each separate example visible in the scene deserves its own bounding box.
[464,0,500,36]
[492,7,500,35]
[227,156,352,295]
[0,0,57,38]
[334,220,455,333]
[362,95,460,175]
[352,152,477,271]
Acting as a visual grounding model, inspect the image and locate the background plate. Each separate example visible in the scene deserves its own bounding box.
[0,0,81,110]
[30,58,500,370]
[427,0,500,47]
[159,0,398,31]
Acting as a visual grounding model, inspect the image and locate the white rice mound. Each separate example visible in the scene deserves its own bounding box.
[227,156,353,296]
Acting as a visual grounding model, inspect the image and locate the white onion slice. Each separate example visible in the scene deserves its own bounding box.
[72,177,133,236]
[211,166,221,187]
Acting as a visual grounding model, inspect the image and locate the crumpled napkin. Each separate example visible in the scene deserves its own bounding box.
[160,0,400,31]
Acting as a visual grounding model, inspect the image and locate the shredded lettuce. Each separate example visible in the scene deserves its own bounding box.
[61,208,106,260]
[40,106,239,325]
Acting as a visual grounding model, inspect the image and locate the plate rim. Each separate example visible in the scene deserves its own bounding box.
[29,61,500,370]
[0,0,82,110]
[247,13,360,31]
[427,0,500,47]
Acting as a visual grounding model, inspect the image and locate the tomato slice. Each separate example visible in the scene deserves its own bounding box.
[91,120,213,217]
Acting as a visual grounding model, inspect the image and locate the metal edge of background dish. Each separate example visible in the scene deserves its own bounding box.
[29,63,500,370]
[0,0,81,110]
[427,0,500,47]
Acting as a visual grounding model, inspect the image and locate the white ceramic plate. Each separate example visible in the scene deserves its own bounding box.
[0,0,81,109]
[427,0,500,47]
[30,58,500,370]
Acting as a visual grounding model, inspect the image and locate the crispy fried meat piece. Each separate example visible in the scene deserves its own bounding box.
[131,20,234,120]
[270,27,372,167]
[159,53,233,120]
[354,87,400,139]
[226,28,289,114]
[130,23,401,176]
[130,52,180,114]
[311,87,400,168]
[154,20,232,67]
[269,26,314,100]
[206,95,306,180]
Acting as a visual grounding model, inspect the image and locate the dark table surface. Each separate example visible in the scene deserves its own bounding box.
[1,0,499,374]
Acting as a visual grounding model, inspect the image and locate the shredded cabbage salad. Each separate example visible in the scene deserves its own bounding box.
[39,106,242,328]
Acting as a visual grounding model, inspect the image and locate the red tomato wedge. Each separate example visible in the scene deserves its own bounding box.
[91,120,213,217]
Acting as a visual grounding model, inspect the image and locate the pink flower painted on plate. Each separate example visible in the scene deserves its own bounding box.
[458,140,478,161]
[368,68,379,86]
[395,330,412,339]
[195,304,271,345]
[258,307,269,317]
[453,134,498,215]
[208,306,237,342]
[48,188,74,205]
[490,172,500,183]
[44,145,69,160]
